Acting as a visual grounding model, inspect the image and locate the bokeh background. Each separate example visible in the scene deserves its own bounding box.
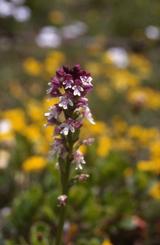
[1,1,160,244]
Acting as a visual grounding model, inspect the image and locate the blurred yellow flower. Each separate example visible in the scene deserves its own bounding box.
[85,62,102,76]
[96,84,111,100]
[44,51,65,75]
[43,126,54,143]
[81,121,108,139]
[27,100,44,123]
[112,138,133,152]
[129,54,151,77]
[97,136,111,157]
[124,167,133,177]
[112,117,128,135]
[0,119,14,143]
[49,10,64,24]
[127,89,147,109]
[87,40,104,54]
[137,160,152,171]
[89,121,108,135]
[150,141,160,159]
[102,239,113,245]
[33,138,49,154]
[22,156,47,172]
[127,87,160,109]
[137,159,160,173]
[9,81,27,100]
[24,125,41,142]
[128,125,158,146]
[23,57,42,76]
[79,145,87,154]
[0,150,10,169]
[4,109,26,133]
[111,70,139,91]
[43,98,59,112]
[0,131,14,142]
[149,182,160,200]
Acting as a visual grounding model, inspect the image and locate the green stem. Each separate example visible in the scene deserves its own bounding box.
[55,155,72,245]
[55,205,67,245]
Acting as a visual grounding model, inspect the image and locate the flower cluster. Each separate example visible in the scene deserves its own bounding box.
[45,64,95,170]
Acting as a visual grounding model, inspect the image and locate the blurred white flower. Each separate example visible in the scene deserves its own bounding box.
[0,0,13,17]
[64,222,70,232]
[107,47,129,68]
[36,26,61,48]
[62,21,87,39]
[0,120,12,134]
[11,0,25,4]
[0,0,30,22]
[12,6,31,22]
[145,25,160,40]
[0,207,11,217]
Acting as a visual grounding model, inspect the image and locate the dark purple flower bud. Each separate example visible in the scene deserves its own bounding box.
[73,64,81,71]
[56,67,66,79]
[51,76,61,87]
[63,65,70,74]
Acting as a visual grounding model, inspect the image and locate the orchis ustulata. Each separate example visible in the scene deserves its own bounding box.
[45,64,95,245]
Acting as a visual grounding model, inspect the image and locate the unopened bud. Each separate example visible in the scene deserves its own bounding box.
[82,138,95,145]
[57,194,68,206]
[78,173,89,182]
